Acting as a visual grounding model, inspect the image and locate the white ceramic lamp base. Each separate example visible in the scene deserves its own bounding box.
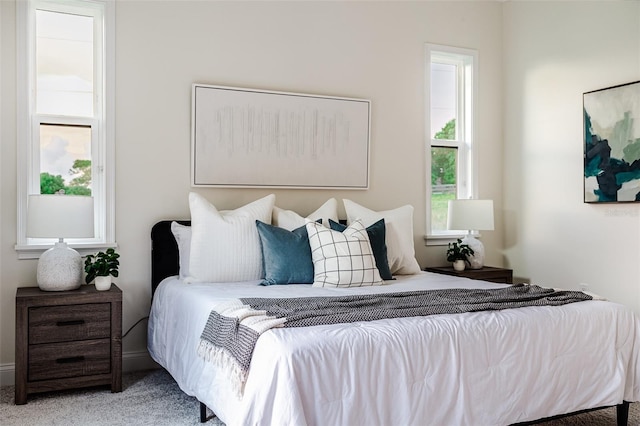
[461,233,485,270]
[37,242,83,291]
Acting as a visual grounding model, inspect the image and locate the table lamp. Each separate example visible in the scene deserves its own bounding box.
[27,194,94,291]
[447,199,494,269]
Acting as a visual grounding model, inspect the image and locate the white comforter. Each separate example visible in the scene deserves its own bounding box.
[147,272,640,426]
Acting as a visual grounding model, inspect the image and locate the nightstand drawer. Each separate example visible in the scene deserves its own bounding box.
[28,338,111,381]
[29,304,111,344]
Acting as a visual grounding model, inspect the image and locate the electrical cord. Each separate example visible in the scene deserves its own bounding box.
[122,316,149,339]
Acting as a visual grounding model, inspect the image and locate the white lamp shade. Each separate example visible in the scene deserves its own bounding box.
[447,199,494,231]
[27,195,94,239]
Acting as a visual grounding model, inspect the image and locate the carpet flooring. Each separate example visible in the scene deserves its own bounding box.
[1,369,638,425]
[0,370,220,426]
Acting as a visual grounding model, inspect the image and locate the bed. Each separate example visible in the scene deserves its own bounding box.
[148,219,640,426]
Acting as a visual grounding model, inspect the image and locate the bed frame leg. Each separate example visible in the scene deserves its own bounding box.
[200,401,209,423]
[616,401,629,426]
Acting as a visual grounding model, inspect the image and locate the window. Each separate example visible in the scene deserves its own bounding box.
[16,0,115,257]
[425,44,477,243]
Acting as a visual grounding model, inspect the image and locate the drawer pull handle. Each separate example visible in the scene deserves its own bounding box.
[56,320,85,327]
[56,356,85,364]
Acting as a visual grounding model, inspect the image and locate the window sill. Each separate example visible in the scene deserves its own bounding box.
[423,232,480,247]
[15,242,118,260]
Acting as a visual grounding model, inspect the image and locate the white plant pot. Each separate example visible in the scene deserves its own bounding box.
[94,276,112,291]
[452,259,466,272]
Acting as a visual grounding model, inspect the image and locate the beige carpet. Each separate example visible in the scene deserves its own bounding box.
[0,370,216,426]
[1,369,638,425]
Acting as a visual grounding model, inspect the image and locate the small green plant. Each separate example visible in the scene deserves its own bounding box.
[84,248,120,284]
[446,239,474,264]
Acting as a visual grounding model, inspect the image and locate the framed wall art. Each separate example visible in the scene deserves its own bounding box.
[584,80,640,203]
[191,84,371,189]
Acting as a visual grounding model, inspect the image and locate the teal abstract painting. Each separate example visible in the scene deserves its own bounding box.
[584,81,640,203]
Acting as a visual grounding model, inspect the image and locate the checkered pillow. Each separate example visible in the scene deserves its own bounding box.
[306,220,383,288]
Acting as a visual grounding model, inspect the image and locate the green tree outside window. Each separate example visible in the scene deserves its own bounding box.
[40,172,66,194]
[40,159,92,195]
[431,119,457,231]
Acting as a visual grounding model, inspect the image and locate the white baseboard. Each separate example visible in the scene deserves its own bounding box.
[0,363,15,388]
[122,350,160,372]
[0,350,159,387]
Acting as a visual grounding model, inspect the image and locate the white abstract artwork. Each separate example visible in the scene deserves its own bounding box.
[192,84,370,189]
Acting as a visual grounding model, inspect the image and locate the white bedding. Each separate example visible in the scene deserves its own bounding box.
[148,272,640,426]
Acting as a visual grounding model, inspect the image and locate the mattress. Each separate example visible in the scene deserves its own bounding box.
[147,271,640,426]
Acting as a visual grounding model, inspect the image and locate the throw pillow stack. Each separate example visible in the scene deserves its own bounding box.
[172,193,420,288]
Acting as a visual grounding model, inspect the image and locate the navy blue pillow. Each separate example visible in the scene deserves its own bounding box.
[255,220,314,285]
[329,219,393,280]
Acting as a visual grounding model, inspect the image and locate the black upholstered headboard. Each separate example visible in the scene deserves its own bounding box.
[151,220,190,295]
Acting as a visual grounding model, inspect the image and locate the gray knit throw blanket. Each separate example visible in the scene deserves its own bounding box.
[198,284,592,395]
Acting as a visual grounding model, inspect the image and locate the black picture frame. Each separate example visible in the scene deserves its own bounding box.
[583,80,640,203]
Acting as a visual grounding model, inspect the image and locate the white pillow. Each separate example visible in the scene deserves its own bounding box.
[170,221,191,279]
[343,199,421,275]
[272,198,338,231]
[187,192,275,283]
[306,220,383,288]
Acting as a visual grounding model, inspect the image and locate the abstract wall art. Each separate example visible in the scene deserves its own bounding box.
[584,81,640,203]
[192,84,371,189]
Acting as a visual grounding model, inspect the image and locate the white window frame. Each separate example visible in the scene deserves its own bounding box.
[15,0,116,259]
[424,44,478,245]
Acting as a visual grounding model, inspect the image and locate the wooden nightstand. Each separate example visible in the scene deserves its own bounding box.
[15,284,122,405]
[425,266,513,284]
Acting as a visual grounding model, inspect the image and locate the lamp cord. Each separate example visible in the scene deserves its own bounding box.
[122,316,149,339]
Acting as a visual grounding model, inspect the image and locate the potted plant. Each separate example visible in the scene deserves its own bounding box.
[446,239,474,271]
[84,248,120,291]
